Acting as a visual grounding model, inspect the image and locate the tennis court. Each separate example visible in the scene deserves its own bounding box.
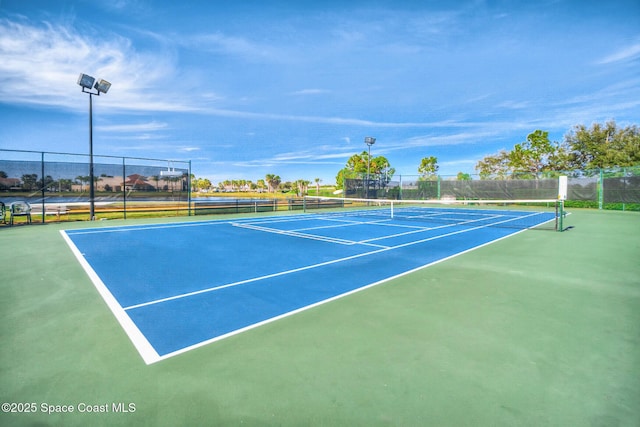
[2,207,639,426]
[61,200,560,364]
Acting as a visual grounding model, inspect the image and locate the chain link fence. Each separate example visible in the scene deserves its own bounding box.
[344,166,640,211]
[1,149,191,223]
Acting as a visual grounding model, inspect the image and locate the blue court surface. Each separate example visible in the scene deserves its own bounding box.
[61,206,556,364]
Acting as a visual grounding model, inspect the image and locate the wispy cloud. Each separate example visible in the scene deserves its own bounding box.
[0,17,191,112]
[96,121,168,132]
[186,32,277,60]
[393,131,500,150]
[198,108,483,129]
[179,147,200,152]
[289,89,330,96]
[496,100,530,110]
[596,41,640,64]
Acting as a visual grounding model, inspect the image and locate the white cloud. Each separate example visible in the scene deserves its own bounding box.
[596,41,640,64]
[0,17,190,113]
[95,121,168,132]
[399,131,500,149]
[289,89,330,96]
[179,147,200,152]
[187,32,276,60]
[496,100,530,110]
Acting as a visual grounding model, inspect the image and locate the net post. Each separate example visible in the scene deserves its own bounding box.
[303,196,307,213]
[41,151,45,223]
[122,157,127,219]
[390,201,394,219]
[557,175,567,232]
[188,160,192,217]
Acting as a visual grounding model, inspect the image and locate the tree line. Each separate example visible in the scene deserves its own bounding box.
[475,121,639,178]
[191,175,323,195]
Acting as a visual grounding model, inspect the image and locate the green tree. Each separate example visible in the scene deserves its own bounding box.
[39,175,55,191]
[475,150,511,179]
[336,151,394,189]
[197,178,212,191]
[456,172,472,181]
[265,174,281,192]
[21,174,38,191]
[418,156,439,180]
[475,130,565,178]
[508,130,556,176]
[295,179,310,196]
[280,181,292,192]
[565,120,640,170]
[58,178,73,192]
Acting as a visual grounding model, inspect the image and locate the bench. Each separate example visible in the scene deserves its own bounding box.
[31,204,69,220]
[9,201,32,225]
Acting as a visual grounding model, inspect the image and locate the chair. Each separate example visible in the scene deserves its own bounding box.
[9,201,32,226]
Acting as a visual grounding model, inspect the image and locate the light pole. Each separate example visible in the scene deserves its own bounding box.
[77,73,111,220]
[364,136,376,198]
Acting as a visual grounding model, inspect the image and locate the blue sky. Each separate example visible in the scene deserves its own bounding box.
[1,0,639,184]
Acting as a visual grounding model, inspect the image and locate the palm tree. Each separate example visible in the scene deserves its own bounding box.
[75,175,89,192]
[314,178,321,195]
[151,175,160,192]
[265,174,281,193]
[296,179,310,196]
[257,179,266,193]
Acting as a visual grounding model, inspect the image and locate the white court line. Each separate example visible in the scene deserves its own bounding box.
[238,210,506,245]
[64,220,226,235]
[123,211,546,312]
[62,209,554,364]
[59,230,161,365]
[231,221,386,247]
[153,213,551,362]
[358,214,506,243]
[295,217,394,231]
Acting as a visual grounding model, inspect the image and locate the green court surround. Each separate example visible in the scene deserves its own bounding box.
[1,209,638,426]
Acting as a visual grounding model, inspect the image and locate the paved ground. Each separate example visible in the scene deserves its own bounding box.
[1,209,638,426]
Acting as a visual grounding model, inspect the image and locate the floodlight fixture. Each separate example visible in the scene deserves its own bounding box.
[364,136,376,146]
[77,73,95,89]
[94,79,111,94]
[78,72,111,220]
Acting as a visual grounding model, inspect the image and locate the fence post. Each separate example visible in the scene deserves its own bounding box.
[622,167,626,211]
[598,168,603,210]
[122,157,127,219]
[41,152,46,223]
[188,160,192,217]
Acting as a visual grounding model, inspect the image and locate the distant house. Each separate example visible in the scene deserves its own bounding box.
[124,174,156,191]
[69,174,183,193]
[0,177,21,191]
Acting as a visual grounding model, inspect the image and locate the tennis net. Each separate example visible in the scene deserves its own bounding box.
[303,196,567,231]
